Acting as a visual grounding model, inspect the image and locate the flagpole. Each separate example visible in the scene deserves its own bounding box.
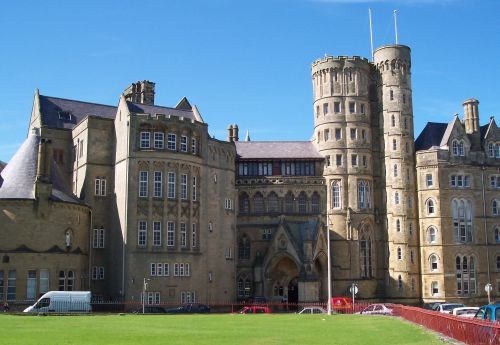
[369,8,374,62]
[393,10,399,45]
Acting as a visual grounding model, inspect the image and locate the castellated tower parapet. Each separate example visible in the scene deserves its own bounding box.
[312,55,379,298]
[373,45,420,301]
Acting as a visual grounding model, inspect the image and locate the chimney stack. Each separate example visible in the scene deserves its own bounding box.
[462,98,480,149]
[123,81,155,105]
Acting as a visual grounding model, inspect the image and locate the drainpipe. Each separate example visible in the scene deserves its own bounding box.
[88,209,93,291]
[481,167,491,287]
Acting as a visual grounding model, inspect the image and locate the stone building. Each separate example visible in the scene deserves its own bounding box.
[0,44,498,305]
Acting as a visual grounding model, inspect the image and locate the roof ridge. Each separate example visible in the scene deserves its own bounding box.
[41,95,117,108]
[236,141,312,143]
[127,101,193,113]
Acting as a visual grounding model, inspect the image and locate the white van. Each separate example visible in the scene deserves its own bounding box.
[23,291,92,313]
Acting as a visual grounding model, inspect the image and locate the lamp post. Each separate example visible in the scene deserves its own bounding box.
[142,278,150,314]
[327,215,332,315]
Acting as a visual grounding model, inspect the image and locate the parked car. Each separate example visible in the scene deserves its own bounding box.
[297,306,327,314]
[130,306,167,314]
[452,307,479,318]
[355,304,393,315]
[433,303,465,314]
[423,302,444,310]
[165,303,210,314]
[474,304,500,322]
[239,306,272,314]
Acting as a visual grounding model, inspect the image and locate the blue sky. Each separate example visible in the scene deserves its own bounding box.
[0,0,499,162]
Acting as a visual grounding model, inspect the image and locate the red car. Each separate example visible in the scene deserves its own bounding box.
[239,306,272,314]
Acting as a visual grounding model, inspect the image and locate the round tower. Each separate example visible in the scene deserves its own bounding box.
[373,45,420,302]
[312,55,378,296]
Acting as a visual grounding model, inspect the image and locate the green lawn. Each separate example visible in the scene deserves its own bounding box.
[0,314,443,345]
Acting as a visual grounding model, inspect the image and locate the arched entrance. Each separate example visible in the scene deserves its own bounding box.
[314,252,328,301]
[288,277,298,304]
[265,255,300,303]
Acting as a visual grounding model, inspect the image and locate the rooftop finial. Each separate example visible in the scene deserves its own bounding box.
[245,130,251,142]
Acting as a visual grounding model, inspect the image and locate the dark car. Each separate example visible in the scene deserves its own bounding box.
[130,306,167,314]
[165,303,210,314]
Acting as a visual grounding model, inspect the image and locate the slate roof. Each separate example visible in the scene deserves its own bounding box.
[415,122,448,151]
[39,95,117,129]
[126,101,197,120]
[0,160,6,173]
[235,141,323,160]
[38,95,198,130]
[0,134,84,204]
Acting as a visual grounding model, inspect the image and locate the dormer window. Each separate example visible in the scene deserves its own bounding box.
[452,140,465,156]
[58,111,72,121]
[488,142,500,158]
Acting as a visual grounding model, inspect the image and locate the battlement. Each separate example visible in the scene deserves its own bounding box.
[136,112,198,125]
[311,55,369,68]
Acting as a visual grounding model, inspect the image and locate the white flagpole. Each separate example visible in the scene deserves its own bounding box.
[393,10,399,45]
[369,8,374,62]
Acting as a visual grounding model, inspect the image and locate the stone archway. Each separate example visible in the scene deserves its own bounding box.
[265,255,300,303]
[314,252,328,301]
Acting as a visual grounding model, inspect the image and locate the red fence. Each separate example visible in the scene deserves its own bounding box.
[390,304,499,345]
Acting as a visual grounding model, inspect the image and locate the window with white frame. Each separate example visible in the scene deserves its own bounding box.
[180,136,188,152]
[335,128,341,140]
[493,200,499,216]
[192,176,197,201]
[191,138,197,155]
[452,199,473,243]
[362,156,367,168]
[140,131,150,149]
[334,102,340,113]
[138,221,147,247]
[351,154,358,167]
[224,247,233,259]
[392,139,397,151]
[430,254,438,272]
[191,223,197,247]
[426,174,433,187]
[146,292,160,305]
[167,133,176,150]
[181,291,196,303]
[324,129,330,141]
[180,223,187,247]
[0,271,4,301]
[167,221,175,247]
[495,226,500,243]
[91,266,105,280]
[456,255,476,295]
[180,174,188,200]
[153,171,162,198]
[427,199,435,215]
[488,142,500,158]
[394,192,400,205]
[39,269,49,294]
[7,270,16,300]
[154,132,164,149]
[331,180,341,209]
[450,174,470,188]
[431,281,439,296]
[167,172,175,198]
[323,103,328,115]
[174,263,179,276]
[224,198,233,210]
[336,154,342,166]
[350,128,357,140]
[139,171,148,197]
[452,140,465,156]
[262,229,272,240]
[153,221,161,246]
[360,103,365,114]
[93,228,105,248]
[357,180,370,209]
[428,226,437,243]
[490,175,500,189]
[27,270,36,300]
[95,177,106,196]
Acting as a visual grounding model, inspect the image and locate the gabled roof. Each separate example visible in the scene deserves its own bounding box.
[175,97,192,110]
[39,95,117,129]
[0,133,84,204]
[235,141,323,159]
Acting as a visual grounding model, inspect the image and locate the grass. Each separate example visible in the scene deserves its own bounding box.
[0,314,443,345]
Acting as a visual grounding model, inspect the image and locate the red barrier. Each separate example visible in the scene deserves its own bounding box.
[390,304,499,345]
